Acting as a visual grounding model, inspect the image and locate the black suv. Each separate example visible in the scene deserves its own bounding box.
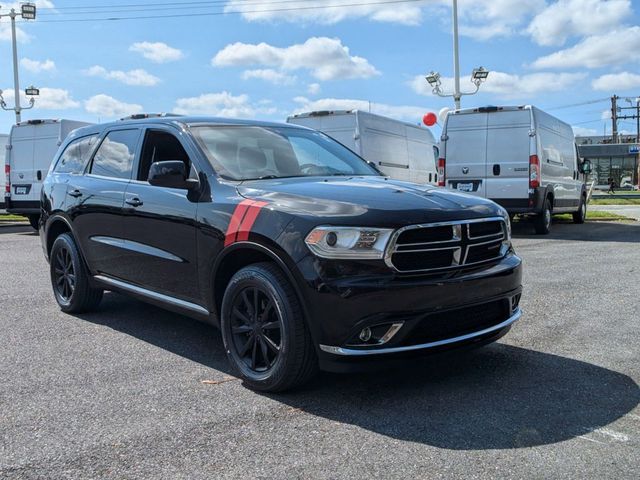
[40,115,522,391]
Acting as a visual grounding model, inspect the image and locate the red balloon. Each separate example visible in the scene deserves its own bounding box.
[423,112,437,127]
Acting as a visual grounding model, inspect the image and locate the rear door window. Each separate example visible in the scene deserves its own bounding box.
[90,129,140,180]
[54,135,99,174]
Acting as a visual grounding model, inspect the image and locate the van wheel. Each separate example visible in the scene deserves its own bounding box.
[220,262,317,392]
[573,196,586,224]
[28,214,40,230]
[534,199,552,235]
[50,233,103,313]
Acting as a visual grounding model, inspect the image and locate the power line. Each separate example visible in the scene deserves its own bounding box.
[19,0,428,23]
[35,0,324,16]
[545,98,610,111]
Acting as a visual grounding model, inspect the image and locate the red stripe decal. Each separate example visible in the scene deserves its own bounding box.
[236,201,268,242]
[224,200,254,246]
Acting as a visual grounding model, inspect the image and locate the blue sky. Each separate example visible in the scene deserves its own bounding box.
[0,0,639,137]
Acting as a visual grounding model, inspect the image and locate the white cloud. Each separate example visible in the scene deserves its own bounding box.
[241,69,296,85]
[592,72,640,91]
[292,96,432,123]
[129,41,184,63]
[532,27,640,69]
[409,71,587,99]
[20,58,56,73]
[85,94,143,118]
[213,37,379,81]
[0,87,79,110]
[456,0,546,40]
[307,83,321,95]
[527,0,631,46]
[573,126,599,137]
[223,0,423,25]
[173,91,277,118]
[84,65,160,86]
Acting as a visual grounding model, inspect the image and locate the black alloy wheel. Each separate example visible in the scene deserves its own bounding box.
[229,286,283,372]
[221,262,317,392]
[53,245,75,302]
[49,233,103,313]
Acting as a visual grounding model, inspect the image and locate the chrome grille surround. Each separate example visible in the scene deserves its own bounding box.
[384,217,509,273]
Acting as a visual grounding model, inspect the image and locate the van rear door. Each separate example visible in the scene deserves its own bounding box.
[485,109,531,202]
[444,112,488,197]
[9,125,37,201]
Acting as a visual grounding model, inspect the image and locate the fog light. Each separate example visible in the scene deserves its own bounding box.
[359,327,372,342]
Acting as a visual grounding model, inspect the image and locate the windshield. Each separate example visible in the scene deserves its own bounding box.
[190,125,380,181]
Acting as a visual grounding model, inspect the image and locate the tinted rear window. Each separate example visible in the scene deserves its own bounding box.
[53,135,98,174]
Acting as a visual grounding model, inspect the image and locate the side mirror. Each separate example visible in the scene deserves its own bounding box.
[148,160,198,190]
[579,159,592,174]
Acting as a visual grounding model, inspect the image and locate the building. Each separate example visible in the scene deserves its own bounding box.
[576,135,639,188]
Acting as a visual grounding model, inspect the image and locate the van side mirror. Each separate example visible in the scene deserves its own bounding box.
[148,160,198,190]
[579,159,592,174]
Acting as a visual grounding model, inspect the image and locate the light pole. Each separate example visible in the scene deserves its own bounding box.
[425,0,489,110]
[0,3,38,123]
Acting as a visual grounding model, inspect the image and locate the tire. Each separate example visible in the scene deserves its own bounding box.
[572,196,586,224]
[533,199,552,235]
[220,262,317,392]
[28,214,40,230]
[50,233,103,313]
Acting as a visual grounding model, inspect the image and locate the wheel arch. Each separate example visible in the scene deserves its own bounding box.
[211,239,313,338]
[45,214,74,258]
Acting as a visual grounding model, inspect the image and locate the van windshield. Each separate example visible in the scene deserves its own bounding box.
[190,125,380,181]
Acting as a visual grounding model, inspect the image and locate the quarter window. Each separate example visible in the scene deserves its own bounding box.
[90,129,140,179]
[54,135,98,174]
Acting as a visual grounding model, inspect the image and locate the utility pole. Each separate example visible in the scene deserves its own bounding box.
[611,95,618,143]
[452,0,461,110]
[0,4,38,124]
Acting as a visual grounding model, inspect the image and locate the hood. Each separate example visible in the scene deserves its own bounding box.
[236,176,504,227]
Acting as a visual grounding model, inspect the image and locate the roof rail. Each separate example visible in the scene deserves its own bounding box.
[119,113,182,121]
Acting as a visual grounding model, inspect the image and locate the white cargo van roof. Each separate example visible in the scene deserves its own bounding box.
[288,109,430,132]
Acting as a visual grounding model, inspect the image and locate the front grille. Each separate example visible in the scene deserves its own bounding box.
[465,239,503,264]
[403,300,509,346]
[386,217,507,273]
[468,220,503,239]
[391,248,457,271]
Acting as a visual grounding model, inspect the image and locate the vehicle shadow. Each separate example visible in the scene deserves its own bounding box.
[77,292,639,451]
[512,218,640,243]
[0,224,34,235]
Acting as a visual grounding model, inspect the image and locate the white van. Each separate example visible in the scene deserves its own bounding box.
[0,133,8,209]
[287,110,439,185]
[5,119,91,227]
[440,105,590,234]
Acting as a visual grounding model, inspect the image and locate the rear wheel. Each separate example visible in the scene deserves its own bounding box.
[533,199,552,235]
[28,214,40,230]
[50,233,103,313]
[221,262,317,392]
[573,196,586,224]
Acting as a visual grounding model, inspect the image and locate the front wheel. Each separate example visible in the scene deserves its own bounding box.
[533,199,552,235]
[573,196,586,224]
[220,263,317,392]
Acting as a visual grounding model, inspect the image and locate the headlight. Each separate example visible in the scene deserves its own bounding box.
[498,207,512,244]
[305,226,393,259]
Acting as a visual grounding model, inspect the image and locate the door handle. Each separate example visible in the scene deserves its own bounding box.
[125,197,143,207]
[68,189,82,198]
[493,164,501,176]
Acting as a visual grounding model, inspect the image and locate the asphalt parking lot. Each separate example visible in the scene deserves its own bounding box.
[1,221,639,479]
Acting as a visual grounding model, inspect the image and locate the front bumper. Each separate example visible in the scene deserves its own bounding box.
[295,252,522,372]
[319,307,521,356]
